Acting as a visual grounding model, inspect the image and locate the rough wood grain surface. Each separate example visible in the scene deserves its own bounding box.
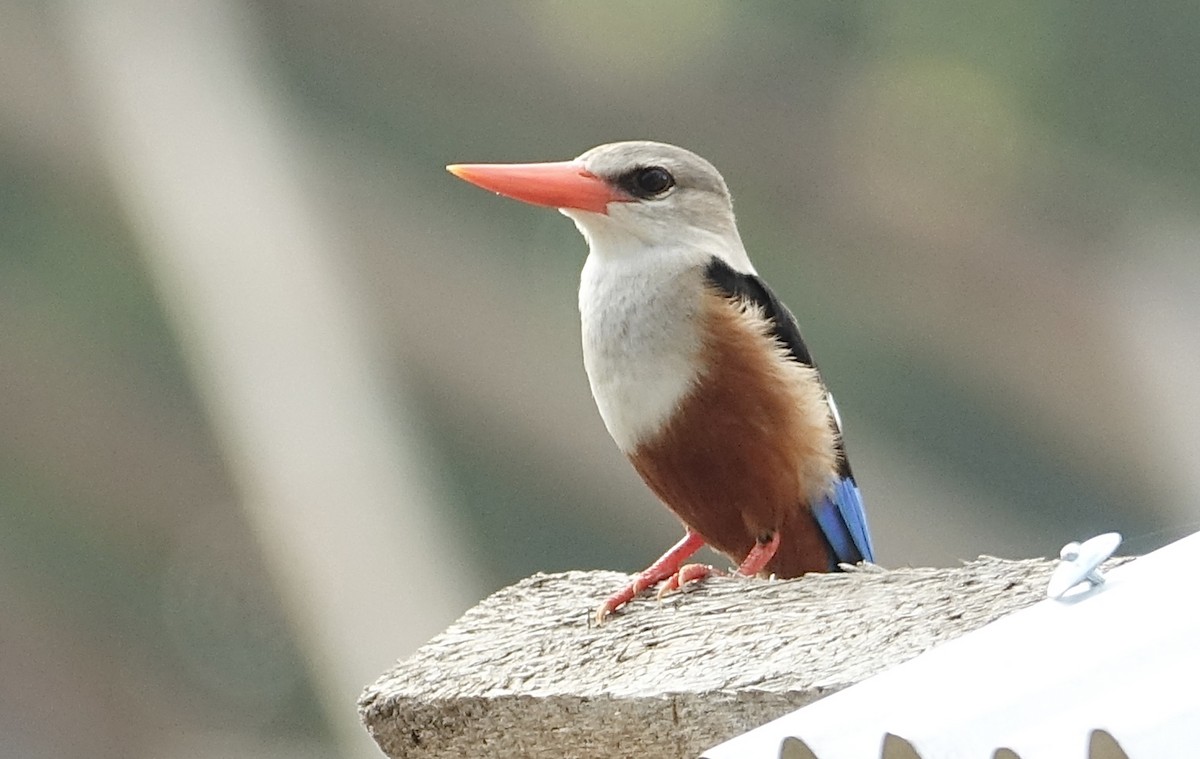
[359,558,1063,759]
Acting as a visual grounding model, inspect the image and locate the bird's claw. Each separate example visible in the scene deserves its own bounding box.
[595,578,652,625]
[594,564,723,623]
[594,589,631,626]
[656,563,721,600]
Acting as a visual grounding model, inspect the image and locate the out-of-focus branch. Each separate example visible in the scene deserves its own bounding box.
[62,1,477,755]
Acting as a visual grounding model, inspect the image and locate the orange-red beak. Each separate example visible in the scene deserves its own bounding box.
[446,160,623,215]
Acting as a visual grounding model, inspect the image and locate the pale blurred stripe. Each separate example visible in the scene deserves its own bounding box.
[62,1,478,756]
[1111,219,1200,531]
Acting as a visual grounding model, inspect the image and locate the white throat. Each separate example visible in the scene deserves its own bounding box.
[570,212,755,452]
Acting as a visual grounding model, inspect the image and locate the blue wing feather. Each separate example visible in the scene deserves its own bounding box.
[812,477,875,567]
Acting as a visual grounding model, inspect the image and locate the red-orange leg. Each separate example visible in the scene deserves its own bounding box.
[657,531,780,600]
[737,531,781,576]
[595,531,706,623]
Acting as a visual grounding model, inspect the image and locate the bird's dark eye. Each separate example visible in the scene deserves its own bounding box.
[622,166,675,198]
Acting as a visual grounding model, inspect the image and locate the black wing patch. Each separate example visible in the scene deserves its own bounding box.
[704,257,815,367]
[703,257,854,480]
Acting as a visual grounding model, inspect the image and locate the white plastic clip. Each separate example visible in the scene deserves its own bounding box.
[1047,532,1122,600]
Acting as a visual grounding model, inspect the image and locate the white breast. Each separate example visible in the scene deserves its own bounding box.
[578,249,708,452]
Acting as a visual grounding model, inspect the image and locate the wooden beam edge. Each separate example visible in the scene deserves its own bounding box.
[360,559,1074,758]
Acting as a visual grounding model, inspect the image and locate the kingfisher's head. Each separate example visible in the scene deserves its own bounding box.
[448,140,752,271]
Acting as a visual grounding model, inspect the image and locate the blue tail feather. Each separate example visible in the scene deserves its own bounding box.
[811,477,874,568]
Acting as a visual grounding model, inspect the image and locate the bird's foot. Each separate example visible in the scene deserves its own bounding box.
[594,531,707,625]
[594,588,634,626]
[594,575,656,625]
[656,563,724,600]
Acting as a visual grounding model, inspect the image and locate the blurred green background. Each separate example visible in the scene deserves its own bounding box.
[4,1,1199,757]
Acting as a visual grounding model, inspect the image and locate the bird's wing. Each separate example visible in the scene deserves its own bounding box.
[703,258,816,367]
[812,478,875,564]
[704,258,875,565]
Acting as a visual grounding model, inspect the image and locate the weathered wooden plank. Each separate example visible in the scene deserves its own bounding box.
[360,558,1060,759]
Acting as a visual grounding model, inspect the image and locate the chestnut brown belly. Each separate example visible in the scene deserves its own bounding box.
[627,292,839,577]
